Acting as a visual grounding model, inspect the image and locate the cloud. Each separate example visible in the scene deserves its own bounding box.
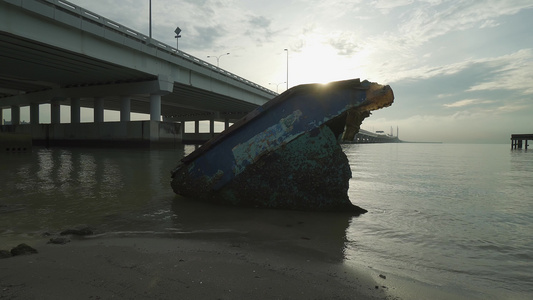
[374,47,533,101]
[189,25,226,48]
[395,1,533,47]
[289,24,316,53]
[248,15,271,28]
[437,93,454,98]
[492,103,531,114]
[371,0,415,14]
[244,15,275,45]
[328,32,360,56]
[444,99,495,108]
[480,19,500,29]
[355,1,533,83]
[466,49,533,95]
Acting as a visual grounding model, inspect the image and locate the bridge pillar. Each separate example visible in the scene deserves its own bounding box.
[195,120,200,133]
[225,118,230,130]
[51,99,61,124]
[120,97,131,122]
[71,97,81,124]
[94,97,104,123]
[10,105,20,125]
[210,118,215,135]
[0,108,3,125]
[150,94,161,122]
[30,103,39,124]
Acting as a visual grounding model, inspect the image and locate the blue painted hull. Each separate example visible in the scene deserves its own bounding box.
[171,79,394,213]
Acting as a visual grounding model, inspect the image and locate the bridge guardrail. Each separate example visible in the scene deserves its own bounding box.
[7,0,277,97]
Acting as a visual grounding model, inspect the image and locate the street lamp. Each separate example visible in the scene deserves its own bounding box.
[269,82,286,93]
[284,48,289,90]
[174,27,181,50]
[149,0,152,38]
[207,52,230,67]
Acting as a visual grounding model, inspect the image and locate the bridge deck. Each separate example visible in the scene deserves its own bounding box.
[1,0,276,123]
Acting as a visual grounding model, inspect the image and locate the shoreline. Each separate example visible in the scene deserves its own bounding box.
[1,233,522,300]
[2,199,523,300]
[1,234,387,299]
[1,201,508,300]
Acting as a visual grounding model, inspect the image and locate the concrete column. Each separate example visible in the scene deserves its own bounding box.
[224,118,230,130]
[30,103,39,124]
[120,96,131,122]
[210,118,215,134]
[1,107,3,125]
[94,97,104,123]
[51,99,61,124]
[150,94,161,122]
[70,98,81,124]
[10,105,20,125]
[194,120,199,133]
[70,97,81,124]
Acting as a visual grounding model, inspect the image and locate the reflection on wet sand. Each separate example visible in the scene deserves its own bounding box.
[1,146,389,299]
[171,195,358,263]
[2,145,359,265]
[0,147,183,238]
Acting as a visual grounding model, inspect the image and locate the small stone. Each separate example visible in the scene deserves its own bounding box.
[60,227,93,236]
[48,237,70,245]
[379,274,386,279]
[10,243,38,256]
[0,250,13,259]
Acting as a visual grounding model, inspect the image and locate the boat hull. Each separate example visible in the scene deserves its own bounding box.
[171,79,394,213]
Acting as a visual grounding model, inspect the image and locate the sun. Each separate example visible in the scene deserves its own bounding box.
[289,39,358,86]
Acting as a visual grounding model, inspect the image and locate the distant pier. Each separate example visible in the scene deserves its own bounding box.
[511,134,533,150]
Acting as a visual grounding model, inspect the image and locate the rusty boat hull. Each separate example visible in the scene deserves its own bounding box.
[171,79,394,213]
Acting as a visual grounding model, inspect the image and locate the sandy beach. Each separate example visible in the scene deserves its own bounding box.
[1,234,388,300]
[0,197,484,300]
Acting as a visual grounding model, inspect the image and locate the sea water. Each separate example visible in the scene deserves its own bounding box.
[0,144,531,299]
[344,143,533,299]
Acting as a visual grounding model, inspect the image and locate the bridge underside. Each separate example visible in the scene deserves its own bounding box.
[1,0,276,147]
[0,32,256,123]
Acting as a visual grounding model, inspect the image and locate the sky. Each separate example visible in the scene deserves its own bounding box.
[24,1,533,142]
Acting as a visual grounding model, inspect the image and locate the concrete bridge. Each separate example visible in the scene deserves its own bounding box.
[348,128,400,143]
[0,0,276,146]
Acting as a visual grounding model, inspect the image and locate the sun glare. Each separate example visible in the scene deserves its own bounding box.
[289,37,360,85]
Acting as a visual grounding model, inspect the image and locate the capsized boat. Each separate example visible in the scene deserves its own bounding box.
[171,79,394,213]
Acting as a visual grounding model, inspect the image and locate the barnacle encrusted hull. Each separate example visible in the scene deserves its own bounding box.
[171,79,394,213]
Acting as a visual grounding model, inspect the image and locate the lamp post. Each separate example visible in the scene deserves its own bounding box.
[207,52,230,67]
[269,82,286,93]
[174,27,181,50]
[149,0,152,38]
[284,48,289,90]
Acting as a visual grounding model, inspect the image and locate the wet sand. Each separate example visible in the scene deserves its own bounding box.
[1,235,387,299]
[0,197,482,300]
